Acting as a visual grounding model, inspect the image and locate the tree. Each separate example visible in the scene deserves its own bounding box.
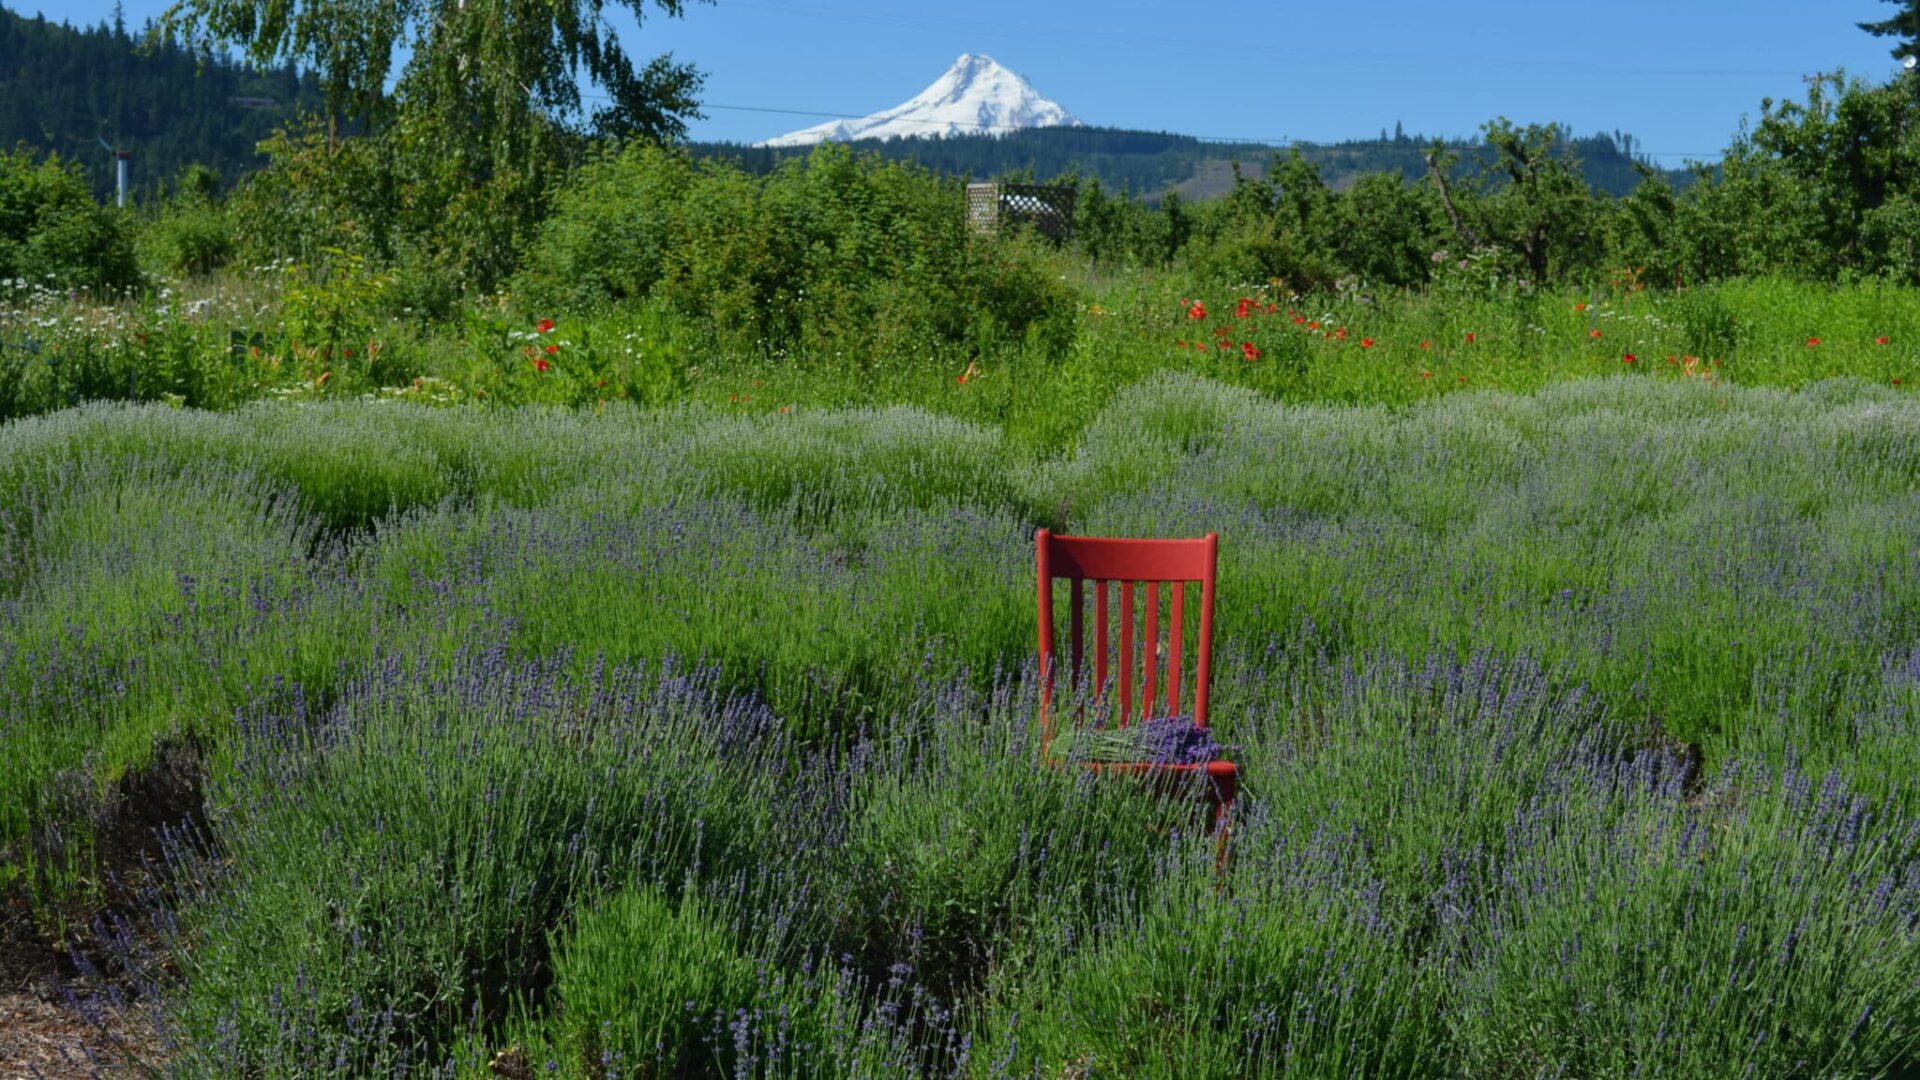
[158,0,709,148]
[162,0,709,288]
[1860,0,1920,64]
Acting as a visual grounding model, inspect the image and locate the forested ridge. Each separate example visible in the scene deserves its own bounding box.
[690,124,1690,200]
[0,3,323,200]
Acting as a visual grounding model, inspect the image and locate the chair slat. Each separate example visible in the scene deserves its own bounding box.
[1118,581,1134,727]
[1195,570,1214,729]
[1069,577,1084,692]
[1094,580,1108,698]
[1142,581,1159,720]
[1169,581,1184,715]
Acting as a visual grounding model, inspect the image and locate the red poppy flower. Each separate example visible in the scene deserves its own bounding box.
[1242,341,1262,360]
[1574,302,1587,312]
[1589,329,1603,340]
[1421,370,1432,379]
[956,374,968,385]
[1307,321,1321,331]
[1421,340,1432,350]
[1876,336,1891,346]
[1465,332,1476,343]
[1334,327,1349,340]
[1292,315,1306,325]
[1457,374,1468,383]
[534,358,550,373]
[1807,337,1821,347]
[1895,378,1903,386]
[1236,298,1254,319]
[1623,354,1636,363]
[545,344,559,355]
[536,319,555,334]
[1187,301,1208,320]
[1360,338,1375,349]
[1217,341,1232,351]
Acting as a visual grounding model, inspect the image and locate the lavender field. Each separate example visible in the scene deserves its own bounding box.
[4,374,1920,1077]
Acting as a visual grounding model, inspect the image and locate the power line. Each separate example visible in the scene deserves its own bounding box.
[711,0,1824,81]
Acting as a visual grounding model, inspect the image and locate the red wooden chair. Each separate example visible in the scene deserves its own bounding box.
[1036,529,1238,842]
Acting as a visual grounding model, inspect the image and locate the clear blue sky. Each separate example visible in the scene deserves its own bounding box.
[34,0,1911,166]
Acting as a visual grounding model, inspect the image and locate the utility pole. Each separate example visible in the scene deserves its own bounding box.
[98,138,129,208]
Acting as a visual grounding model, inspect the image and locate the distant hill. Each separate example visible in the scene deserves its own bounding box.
[692,125,1694,201]
[0,3,325,200]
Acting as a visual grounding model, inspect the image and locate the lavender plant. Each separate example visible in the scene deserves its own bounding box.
[1,375,1918,1077]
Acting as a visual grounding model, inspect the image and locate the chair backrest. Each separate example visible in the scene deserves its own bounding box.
[1036,529,1218,750]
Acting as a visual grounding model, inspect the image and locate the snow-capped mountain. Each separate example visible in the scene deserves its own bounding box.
[757,54,1080,148]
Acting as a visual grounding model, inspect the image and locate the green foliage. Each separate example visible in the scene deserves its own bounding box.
[1701,73,1920,283]
[161,0,706,293]
[137,166,236,277]
[517,144,1079,362]
[224,128,396,271]
[139,197,235,278]
[0,149,138,292]
[279,249,397,378]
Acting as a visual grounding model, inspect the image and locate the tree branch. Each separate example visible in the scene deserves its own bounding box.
[1424,150,1483,251]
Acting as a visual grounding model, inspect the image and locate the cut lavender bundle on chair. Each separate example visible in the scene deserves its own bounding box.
[1046,716,1228,766]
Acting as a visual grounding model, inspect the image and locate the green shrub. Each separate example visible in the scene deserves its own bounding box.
[516,143,1079,365]
[0,148,138,292]
[139,195,235,278]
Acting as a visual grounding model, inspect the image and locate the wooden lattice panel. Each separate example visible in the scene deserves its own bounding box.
[965,182,1077,241]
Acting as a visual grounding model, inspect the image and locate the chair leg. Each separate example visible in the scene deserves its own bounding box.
[1210,773,1236,877]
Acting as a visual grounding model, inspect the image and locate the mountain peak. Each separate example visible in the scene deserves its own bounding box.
[757,55,1080,148]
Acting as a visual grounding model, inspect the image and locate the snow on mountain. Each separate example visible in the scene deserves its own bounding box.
[757,54,1080,148]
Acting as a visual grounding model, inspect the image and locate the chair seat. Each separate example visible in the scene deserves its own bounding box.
[1045,715,1225,766]
[1077,758,1239,779]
